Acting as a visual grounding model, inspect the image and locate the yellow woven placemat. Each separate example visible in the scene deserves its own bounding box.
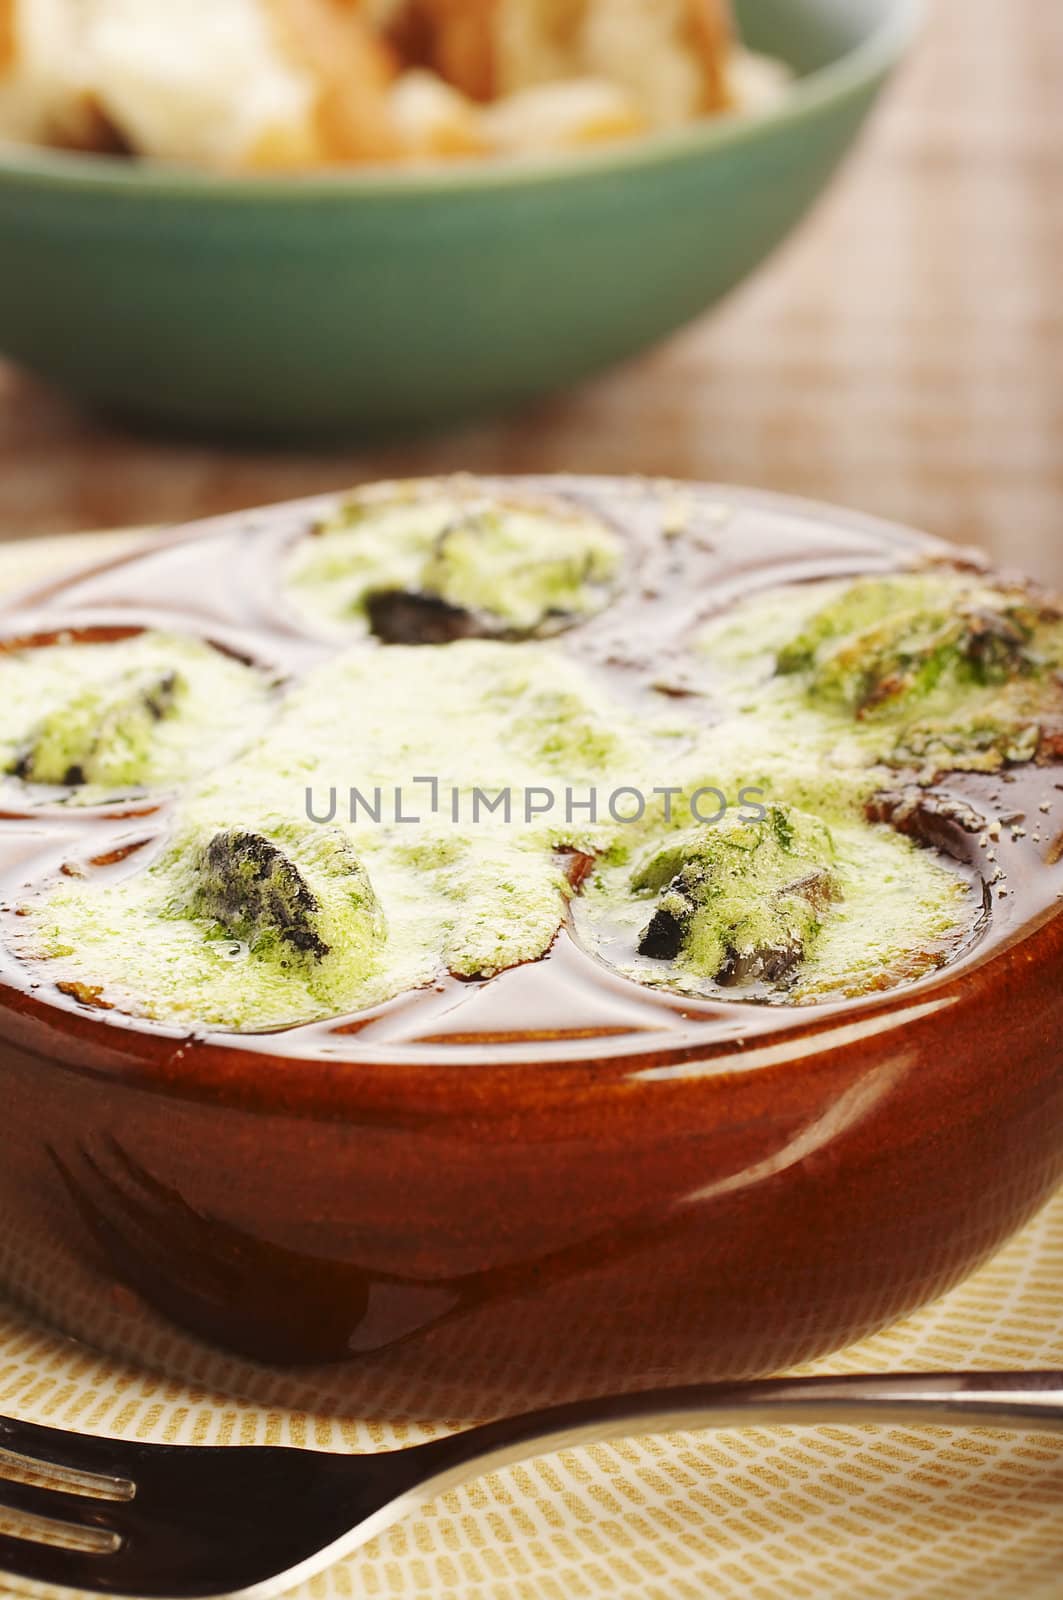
[0,531,1060,1600]
[1,1203,1060,1600]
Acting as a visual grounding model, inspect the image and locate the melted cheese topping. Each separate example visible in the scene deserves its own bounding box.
[17,620,971,1030]
[15,510,1035,1033]
[0,630,274,806]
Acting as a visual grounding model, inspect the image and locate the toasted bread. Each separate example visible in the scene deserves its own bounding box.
[578,0,734,125]
[0,0,15,73]
[388,68,486,157]
[0,0,772,169]
[395,0,735,124]
[267,0,402,163]
[0,0,104,148]
[483,75,644,154]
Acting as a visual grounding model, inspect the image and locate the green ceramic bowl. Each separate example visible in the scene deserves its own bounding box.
[0,0,919,440]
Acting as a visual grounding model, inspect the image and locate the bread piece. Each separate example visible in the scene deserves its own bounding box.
[415,0,499,100]
[483,76,645,155]
[267,0,402,163]
[78,0,320,168]
[0,0,109,150]
[727,46,791,116]
[492,0,585,92]
[0,0,16,74]
[388,68,486,157]
[393,0,571,100]
[577,0,734,126]
[0,0,406,169]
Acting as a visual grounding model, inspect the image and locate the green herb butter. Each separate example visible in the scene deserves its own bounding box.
[287,486,620,639]
[0,632,273,802]
[16,540,1019,1028]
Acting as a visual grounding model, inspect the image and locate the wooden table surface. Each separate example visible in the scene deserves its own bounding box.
[0,0,1059,581]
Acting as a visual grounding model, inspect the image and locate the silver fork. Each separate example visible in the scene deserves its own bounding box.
[1,1371,1060,1600]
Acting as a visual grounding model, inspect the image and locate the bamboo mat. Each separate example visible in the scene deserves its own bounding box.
[0,0,1060,585]
[1,1202,1060,1600]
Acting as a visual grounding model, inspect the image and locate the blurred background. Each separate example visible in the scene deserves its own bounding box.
[0,0,1058,579]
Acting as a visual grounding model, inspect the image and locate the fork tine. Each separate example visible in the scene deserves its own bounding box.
[0,1477,125,1543]
[0,1528,126,1596]
[0,1416,140,1494]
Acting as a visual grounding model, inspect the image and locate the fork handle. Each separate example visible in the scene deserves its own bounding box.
[425,1371,1063,1484]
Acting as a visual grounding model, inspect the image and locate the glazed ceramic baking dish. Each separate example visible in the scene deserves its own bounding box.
[0,477,1059,1418]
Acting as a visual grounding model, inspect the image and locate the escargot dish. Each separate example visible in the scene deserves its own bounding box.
[0,477,1060,1414]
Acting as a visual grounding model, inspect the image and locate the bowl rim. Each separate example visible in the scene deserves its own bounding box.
[0,0,922,202]
[3,905,1061,1110]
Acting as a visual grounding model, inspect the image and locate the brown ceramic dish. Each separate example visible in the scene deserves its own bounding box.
[0,477,1061,1419]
